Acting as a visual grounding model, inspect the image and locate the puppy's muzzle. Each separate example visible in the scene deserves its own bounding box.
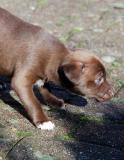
[96,82,115,102]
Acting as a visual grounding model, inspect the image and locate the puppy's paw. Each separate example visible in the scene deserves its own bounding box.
[37,121,55,130]
[55,99,64,108]
[47,99,64,108]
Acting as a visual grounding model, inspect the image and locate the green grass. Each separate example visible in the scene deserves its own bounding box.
[56,16,75,27]
[0,134,4,138]
[37,0,48,8]
[118,80,124,87]
[54,133,75,141]
[0,123,5,128]
[16,131,33,138]
[80,115,104,124]
[76,41,86,48]
[111,97,124,103]
[59,26,84,43]
[111,61,120,68]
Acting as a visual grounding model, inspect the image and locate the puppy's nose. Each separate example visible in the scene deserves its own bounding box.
[97,87,115,102]
[103,87,115,100]
[103,93,110,99]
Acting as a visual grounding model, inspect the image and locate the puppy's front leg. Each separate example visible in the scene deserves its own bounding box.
[40,88,64,108]
[11,74,55,130]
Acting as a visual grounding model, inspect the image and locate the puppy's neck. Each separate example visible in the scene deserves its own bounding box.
[58,66,74,89]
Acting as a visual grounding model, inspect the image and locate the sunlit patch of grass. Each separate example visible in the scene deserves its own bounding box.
[59,26,84,43]
[0,125,5,138]
[107,60,121,75]
[54,133,75,141]
[80,115,104,124]
[37,0,48,8]
[56,16,75,27]
[111,61,121,68]
[76,41,87,48]
[16,131,33,138]
[118,80,124,87]
[0,123,5,128]
[111,97,124,103]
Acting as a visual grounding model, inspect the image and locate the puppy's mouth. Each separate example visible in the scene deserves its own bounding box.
[89,96,110,103]
[95,89,115,102]
[86,87,115,102]
[95,97,106,102]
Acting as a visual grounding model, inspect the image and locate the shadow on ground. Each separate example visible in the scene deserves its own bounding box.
[0,77,124,160]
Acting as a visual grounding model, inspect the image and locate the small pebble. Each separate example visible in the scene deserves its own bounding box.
[93,28,104,33]
[102,56,115,63]
[34,151,42,159]
[29,6,36,11]
[112,3,124,9]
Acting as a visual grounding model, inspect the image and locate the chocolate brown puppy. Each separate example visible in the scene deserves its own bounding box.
[0,8,114,130]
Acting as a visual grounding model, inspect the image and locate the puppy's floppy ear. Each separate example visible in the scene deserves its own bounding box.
[62,61,84,84]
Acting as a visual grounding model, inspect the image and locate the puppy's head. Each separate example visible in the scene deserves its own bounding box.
[60,49,114,102]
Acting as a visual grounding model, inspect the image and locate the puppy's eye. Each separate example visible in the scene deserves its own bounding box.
[95,77,104,86]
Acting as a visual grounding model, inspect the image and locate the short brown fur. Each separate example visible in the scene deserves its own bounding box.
[0,8,114,127]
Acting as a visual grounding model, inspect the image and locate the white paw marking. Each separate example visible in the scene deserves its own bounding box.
[34,79,44,88]
[37,121,55,130]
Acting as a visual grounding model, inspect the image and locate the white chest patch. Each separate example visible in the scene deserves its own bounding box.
[37,121,55,130]
[34,79,44,88]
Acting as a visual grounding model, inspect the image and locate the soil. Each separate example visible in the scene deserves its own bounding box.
[0,0,124,160]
